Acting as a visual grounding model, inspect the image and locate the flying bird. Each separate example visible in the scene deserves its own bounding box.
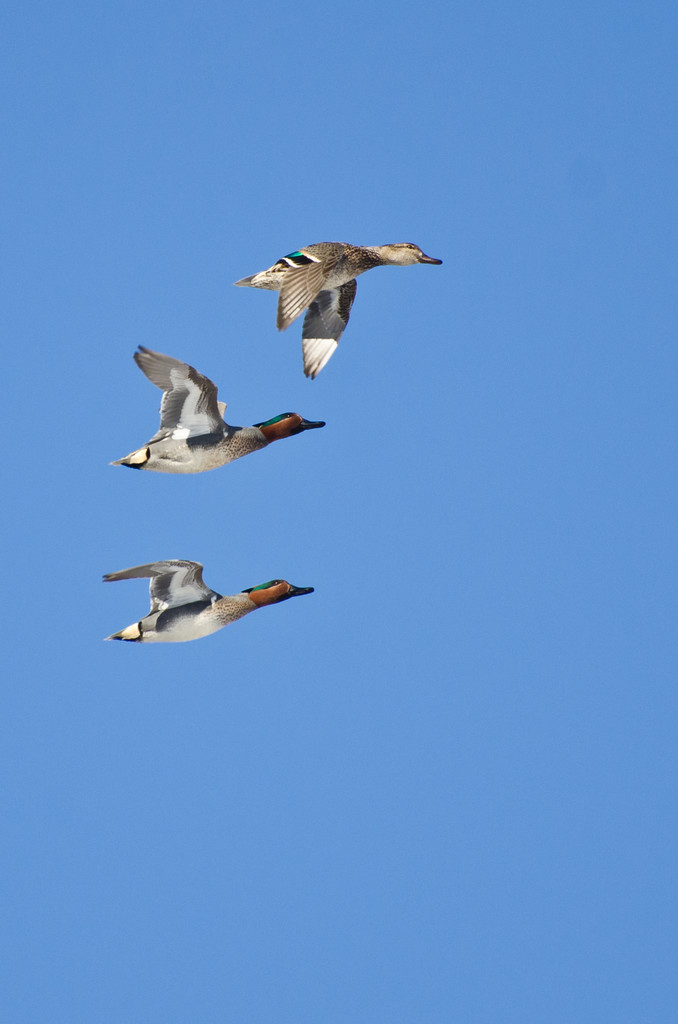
[104,560,314,643]
[234,241,442,378]
[112,347,325,472]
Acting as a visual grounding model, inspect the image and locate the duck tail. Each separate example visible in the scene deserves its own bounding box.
[111,447,150,469]
[105,622,142,642]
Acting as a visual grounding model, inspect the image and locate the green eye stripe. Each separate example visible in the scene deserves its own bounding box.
[244,579,282,593]
[254,413,294,428]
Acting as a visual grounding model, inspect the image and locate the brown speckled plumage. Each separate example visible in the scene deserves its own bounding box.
[234,241,442,377]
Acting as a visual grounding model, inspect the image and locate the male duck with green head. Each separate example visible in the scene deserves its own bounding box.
[112,347,325,472]
[104,560,314,643]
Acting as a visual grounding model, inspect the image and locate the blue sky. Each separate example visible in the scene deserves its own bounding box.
[2,1,677,1021]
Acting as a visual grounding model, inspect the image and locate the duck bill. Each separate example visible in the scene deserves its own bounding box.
[417,252,443,265]
[281,584,314,600]
[297,418,326,432]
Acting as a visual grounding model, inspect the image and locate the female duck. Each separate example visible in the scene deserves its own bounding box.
[234,241,442,378]
[112,347,325,473]
[104,560,314,643]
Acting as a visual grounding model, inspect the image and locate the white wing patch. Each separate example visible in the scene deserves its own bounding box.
[172,427,191,440]
[302,338,338,379]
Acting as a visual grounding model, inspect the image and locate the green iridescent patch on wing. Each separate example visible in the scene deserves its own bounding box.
[284,251,314,265]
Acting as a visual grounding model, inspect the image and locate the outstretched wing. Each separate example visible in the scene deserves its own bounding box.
[134,347,226,440]
[301,280,357,378]
[103,560,219,613]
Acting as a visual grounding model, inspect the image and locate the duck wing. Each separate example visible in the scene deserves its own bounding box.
[301,280,357,378]
[276,248,345,330]
[103,560,219,613]
[134,347,226,440]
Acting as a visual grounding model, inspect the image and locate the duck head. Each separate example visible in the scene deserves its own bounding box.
[376,242,443,266]
[242,580,315,607]
[254,412,326,441]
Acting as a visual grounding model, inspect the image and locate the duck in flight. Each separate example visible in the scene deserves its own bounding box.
[112,347,325,472]
[234,241,442,378]
[104,560,314,643]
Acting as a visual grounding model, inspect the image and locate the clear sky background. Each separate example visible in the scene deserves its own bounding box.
[2,2,677,1021]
